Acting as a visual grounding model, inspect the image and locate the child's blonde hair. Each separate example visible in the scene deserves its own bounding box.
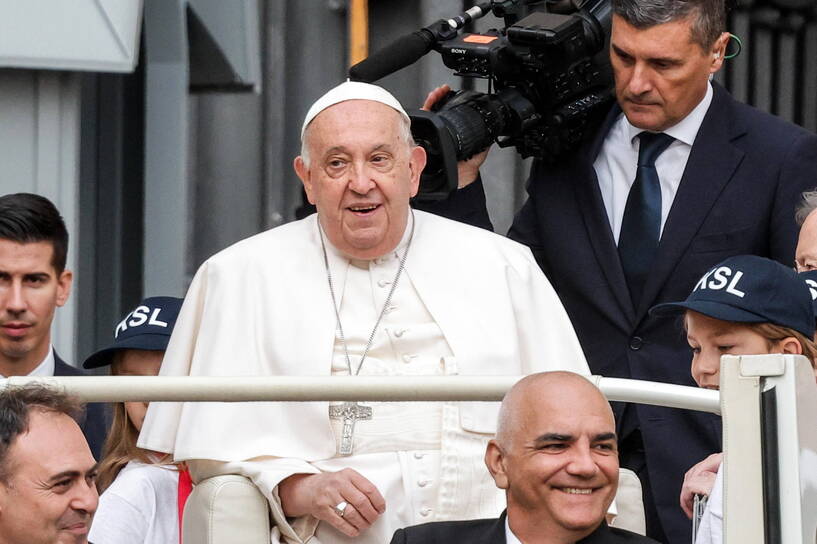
[746,322,817,367]
[95,355,172,493]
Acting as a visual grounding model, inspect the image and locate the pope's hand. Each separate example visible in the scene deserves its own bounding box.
[680,452,723,518]
[422,84,490,189]
[278,469,386,537]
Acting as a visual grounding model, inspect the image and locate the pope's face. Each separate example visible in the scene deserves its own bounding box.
[611,14,727,132]
[294,100,426,260]
[0,410,98,544]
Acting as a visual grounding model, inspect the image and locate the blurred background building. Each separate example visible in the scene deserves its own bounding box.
[1,0,815,365]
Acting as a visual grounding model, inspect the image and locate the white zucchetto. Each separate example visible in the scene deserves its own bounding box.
[301,80,410,139]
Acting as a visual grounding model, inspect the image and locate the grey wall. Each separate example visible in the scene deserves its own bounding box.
[0,69,81,361]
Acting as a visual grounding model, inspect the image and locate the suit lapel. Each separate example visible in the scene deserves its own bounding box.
[575,104,637,327]
[484,511,508,544]
[635,84,746,319]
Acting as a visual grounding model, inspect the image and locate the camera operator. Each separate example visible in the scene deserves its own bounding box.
[430,1,817,543]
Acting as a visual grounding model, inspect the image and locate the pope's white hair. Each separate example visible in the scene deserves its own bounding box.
[300,104,415,168]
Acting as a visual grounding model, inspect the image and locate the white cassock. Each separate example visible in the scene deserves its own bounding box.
[139,210,590,544]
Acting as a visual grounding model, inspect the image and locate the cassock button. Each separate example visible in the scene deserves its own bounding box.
[413,452,425,459]
[402,354,416,363]
[377,279,391,288]
[420,507,432,517]
[629,336,644,351]
[417,480,429,487]
[394,329,406,338]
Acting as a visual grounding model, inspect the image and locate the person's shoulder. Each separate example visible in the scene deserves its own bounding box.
[716,84,816,143]
[103,462,178,503]
[214,215,314,258]
[53,354,86,376]
[605,526,661,543]
[415,210,535,262]
[394,517,497,543]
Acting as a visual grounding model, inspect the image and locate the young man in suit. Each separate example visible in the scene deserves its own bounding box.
[391,372,658,544]
[428,1,817,540]
[0,193,108,459]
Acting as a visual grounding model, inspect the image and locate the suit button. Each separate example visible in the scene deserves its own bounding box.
[629,336,643,350]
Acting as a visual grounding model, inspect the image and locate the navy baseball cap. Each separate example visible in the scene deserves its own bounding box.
[799,270,817,323]
[651,255,815,338]
[82,296,183,369]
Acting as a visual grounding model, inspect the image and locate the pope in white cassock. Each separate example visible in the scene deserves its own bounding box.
[138,81,591,544]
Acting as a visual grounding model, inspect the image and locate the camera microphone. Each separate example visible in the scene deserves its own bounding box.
[349,3,492,83]
[349,28,438,83]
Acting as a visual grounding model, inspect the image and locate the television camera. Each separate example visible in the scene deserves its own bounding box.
[349,0,615,199]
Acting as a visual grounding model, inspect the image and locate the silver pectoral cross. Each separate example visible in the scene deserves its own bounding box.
[329,402,373,456]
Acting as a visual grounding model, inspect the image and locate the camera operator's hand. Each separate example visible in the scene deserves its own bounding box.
[423,84,490,189]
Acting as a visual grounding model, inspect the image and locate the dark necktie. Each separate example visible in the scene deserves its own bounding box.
[618,132,675,307]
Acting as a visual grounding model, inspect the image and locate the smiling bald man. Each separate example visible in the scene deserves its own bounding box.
[391,372,660,544]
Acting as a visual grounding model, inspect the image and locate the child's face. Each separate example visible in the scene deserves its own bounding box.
[113,350,163,431]
[685,312,778,390]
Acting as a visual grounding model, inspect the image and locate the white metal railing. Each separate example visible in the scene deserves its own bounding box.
[0,375,720,414]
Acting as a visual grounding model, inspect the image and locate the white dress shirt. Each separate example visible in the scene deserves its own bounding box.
[0,345,55,378]
[505,517,523,544]
[594,83,714,243]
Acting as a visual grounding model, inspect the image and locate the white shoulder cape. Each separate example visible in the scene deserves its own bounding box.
[139,211,589,461]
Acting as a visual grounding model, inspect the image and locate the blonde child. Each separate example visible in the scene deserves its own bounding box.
[652,255,817,544]
[84,297,189,544]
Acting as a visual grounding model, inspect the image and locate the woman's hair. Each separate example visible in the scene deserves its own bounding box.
[95,354,171,493]
[746,322,817,367]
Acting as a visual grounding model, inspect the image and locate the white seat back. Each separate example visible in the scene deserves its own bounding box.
[182,475,270,544]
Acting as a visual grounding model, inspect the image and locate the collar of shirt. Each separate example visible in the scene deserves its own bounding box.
[0,345,55,378]
[505,516,523,544]
[625,81,714,147]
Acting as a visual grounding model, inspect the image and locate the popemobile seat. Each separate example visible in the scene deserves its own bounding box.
[182,468,646,543]
[182,475,271,543]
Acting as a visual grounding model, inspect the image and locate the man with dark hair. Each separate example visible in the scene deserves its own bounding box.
[0,384,98,543]
[0,193,107,458]
[391,373,658,544]
[436,0,817,541]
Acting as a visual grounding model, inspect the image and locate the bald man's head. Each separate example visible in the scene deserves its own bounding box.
[495,371,614,447]
[486,372,618,541]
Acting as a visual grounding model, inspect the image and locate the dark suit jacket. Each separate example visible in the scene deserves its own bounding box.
[390,512,659,544]
[445,82,817,543]
[54,353,109,460]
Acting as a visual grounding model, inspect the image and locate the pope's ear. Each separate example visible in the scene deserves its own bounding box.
[485,440,509,490]
[408,145,426,198]
[294,156,316,205]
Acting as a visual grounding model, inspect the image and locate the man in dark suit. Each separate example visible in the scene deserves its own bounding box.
[391,372,657,544]
[429,1,817,541]
[0,193,108,458]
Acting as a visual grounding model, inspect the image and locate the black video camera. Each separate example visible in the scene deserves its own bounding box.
[350,0,615,199]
